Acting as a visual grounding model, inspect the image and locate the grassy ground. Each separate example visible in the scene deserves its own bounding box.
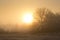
[0,33,60,40]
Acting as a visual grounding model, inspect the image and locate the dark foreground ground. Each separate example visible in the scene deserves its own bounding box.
[0,33,60,40]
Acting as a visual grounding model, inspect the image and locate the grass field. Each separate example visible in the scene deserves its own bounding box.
[0,33,60,40]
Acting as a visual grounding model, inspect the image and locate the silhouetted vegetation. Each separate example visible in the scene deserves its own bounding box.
[32,8,60,33]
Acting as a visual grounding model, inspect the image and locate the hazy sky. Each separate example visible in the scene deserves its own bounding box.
[0,0,60,24]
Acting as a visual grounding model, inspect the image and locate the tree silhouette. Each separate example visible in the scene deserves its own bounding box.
[32,8,60,33]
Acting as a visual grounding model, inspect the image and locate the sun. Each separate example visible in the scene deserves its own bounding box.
[22,12,33,24]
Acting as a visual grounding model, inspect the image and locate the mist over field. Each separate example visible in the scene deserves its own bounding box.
[0,8,60,33]
[0,0,60,40]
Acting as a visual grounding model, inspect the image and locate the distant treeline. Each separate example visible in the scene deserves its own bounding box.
[0,8,60,34]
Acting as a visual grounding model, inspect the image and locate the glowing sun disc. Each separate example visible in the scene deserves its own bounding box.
[22,12,33,24]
